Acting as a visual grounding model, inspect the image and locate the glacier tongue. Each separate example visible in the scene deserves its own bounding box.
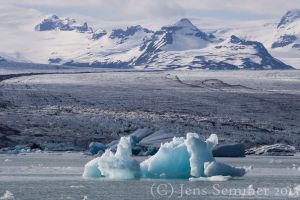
[83,133,247,180]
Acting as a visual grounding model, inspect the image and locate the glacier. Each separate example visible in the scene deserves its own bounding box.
[83,133,246,180]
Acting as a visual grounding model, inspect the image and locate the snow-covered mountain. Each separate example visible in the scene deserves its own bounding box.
[272,10,300,49]
[0,56,7,63]
[0,13,297,70]
[47,17,292,70]
[213,10,300,69]
[35,15,92,33]
[277,9,300,29]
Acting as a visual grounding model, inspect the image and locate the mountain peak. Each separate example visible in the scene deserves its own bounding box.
[35,15,91,33]
[48,14,59,20]
[278,9,300,28]
[109,25,152,40]
[174,18,195,28]
[230,35,243,43]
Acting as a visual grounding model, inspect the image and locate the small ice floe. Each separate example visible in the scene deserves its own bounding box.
[189,175,232,181]
[83,196,88,200]
[287,164,299,170]
[0,143,43,154]
[70,185,85,189]
[4,159,11,162]
[83,133,247,180]
[269,159,282,164]
[246,144,296,156]
[289,184,300,198]
[83,136,140,179]
[89,142,106,155]
[212,143,245,157]
[243,165,253,172]
[0,190,14,200]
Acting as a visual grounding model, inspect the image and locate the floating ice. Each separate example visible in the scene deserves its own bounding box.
[83,195,88,200]
[204,161,246,177]
[0,190,14,200]
[246,143,296,156]
[289,184,300,198]
[189,175,232,181]
[83,133,247,180]
[83,137,141,179]
[140,137,190,179]
[82,157,102,178]
[213,143,245,157]
[97,137,140,179]
[185,133,216,177]
[88,142,106,155]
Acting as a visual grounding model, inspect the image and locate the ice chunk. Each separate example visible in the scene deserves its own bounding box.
[204,161,246,177]
[213,143,245,157]
[98,137,140,179]
[129,128,153,145]
[88,142,106,155]
[140,137,190,179]
[106,140,119,152]
[246,144,296,156]
[83,133,247,180]
[206,134,218,149]
[289,184,300,198]
[82,157,102,178]
[189,175,232,181]
[139,130,176,147]
[185,133,215,177]
[0,190,14,200]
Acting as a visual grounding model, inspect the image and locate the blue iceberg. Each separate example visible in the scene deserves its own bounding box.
[83,133,246,180]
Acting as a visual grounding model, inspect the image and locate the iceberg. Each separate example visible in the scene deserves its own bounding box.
[0,190,14,200]
[289,184,300,198]
[88,142,106,155]
[212,143,245,157]
[83,137,140,179]
[204,161,246,177]
[185,133,217,177]
[83,133,247,180]
[82,157,102,178]
[246,144,296,156]
[140,137,191,179]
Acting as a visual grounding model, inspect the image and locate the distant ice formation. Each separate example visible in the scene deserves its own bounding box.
[83,133,246,180]
[0,190,14,200]
[289,184,300,198]
[246,143,296,156]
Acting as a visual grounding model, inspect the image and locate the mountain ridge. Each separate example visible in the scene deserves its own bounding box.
[4,13,298,70]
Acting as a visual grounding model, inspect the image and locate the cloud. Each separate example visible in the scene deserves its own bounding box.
[1,0,299,27]
[0,4,42,27]
[7,0,184,20]
[174,0,300,16]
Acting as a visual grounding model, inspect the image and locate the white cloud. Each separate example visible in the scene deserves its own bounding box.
[174,0,300,16]
[5,0,300,19]
[7,0,184,20]
[0,4,42,29]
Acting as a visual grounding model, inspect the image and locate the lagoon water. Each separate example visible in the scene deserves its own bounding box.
[0,153,299,200]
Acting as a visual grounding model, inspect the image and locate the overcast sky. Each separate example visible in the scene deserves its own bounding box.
[0,0,299,29]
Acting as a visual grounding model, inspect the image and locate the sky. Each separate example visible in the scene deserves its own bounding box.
[1,0,299,29]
